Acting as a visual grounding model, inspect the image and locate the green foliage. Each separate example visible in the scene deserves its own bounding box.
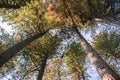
[92,30,120,58]
[63,42,85,79]
[0,27,14,52]
[43,58,63,80]
[54,0,91,27]
[54,0,120,27]
[23,33,61,67]
[0,29,27,80]
[1,0,119,31]
[110,64,120,77]
[0,40,8,53]
[1,0,53,35]
[19,33,62,79]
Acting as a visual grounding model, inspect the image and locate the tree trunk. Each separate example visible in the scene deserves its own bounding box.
[78,73,81,80]
[37,54,48,80]
[0,31,48,67]
[0,3,20,9]
[78,71,85,80]
[0,0,30,9]
[73,26,120,80]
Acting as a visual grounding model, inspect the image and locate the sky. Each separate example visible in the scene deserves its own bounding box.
[0,17,13,33]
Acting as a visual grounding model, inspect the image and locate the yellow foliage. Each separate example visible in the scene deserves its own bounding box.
[44,4,63,23]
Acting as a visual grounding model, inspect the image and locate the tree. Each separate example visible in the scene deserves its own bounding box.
[0,27,27,80]
[0,30,48,67]
[21,32,61,80]
[36,35,61,80]
[0,0,51,67]
[72,26,120,79]
[0,0,31,9]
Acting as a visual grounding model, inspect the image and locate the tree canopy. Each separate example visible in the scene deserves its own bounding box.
[0,0,120,80]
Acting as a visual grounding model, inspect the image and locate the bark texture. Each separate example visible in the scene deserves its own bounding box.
[73,26,120,80]
[0,3,20,9]
[0,31,48,67]
[0,0,30,9]
[37,54,48,80]
[78,72,85,80]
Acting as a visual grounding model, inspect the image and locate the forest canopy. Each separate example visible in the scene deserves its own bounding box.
[0,0,120,80]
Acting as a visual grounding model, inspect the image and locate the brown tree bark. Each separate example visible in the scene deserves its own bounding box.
[78,71,85,80]
[0,3,20,9]
[0,0,30,9]
[0,30,48,67]
[37,54,48,80]
[73,26,120,80]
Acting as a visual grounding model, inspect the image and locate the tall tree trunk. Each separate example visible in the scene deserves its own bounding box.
[78,71,85,80]
[0,3,20,9]
[73,26,120,80]
[0,30,48,67]
[37,54,48,80]
[0,0,30,9]
[78,73,81,80]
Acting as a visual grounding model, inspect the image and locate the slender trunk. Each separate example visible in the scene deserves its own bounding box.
[78,73,81,80]
[73,26,120,80]
[0,3,20,9]
[58,64,61,80]
[0,30,48,67]
[0,1,30,9]
[78,71,85,80]
[82,71,85,80]
[37,54,48,80]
